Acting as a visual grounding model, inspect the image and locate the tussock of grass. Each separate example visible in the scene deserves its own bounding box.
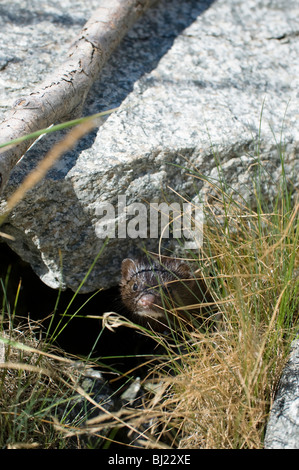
[127,191,299,449]
[148,328,285,449]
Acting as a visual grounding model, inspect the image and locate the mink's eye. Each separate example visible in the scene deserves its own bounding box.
[132,283,138,291]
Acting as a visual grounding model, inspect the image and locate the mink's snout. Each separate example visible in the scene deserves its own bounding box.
[137,292,156,309]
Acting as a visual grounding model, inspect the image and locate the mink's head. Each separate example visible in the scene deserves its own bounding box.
[120,256,195,321]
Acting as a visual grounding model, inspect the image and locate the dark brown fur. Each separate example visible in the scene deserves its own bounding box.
[120,256,216,331]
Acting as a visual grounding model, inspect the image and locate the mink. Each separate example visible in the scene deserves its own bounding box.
[120,255,216,331]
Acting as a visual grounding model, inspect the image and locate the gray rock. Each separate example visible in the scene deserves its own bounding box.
[0,0,298,292]
[264,339,299,449]
[0,0,100,111]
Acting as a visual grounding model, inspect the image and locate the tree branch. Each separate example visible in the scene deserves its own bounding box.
[0,0,158,194]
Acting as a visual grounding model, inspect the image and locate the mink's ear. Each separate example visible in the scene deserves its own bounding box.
[121,258,137,280]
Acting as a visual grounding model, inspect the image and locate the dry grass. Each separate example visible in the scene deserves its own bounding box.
[0,316,107,448]
[94,191,298,450]
[150,328,285,449]
[135,193,299,449]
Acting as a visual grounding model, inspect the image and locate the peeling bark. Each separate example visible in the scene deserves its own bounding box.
[0,0,158,194]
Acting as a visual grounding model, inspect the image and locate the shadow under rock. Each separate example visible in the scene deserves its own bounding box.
[0,243,158,379]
